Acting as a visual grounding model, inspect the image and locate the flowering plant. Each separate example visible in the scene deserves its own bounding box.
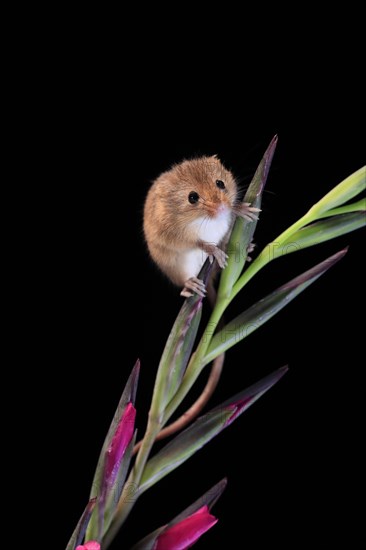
[66,138,365,549]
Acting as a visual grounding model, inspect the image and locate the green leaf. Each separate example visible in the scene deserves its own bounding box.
[66,497,97,550]
[232,169,365,300]
[278,213,366,255]
[89,360,140,502]
[150,260,213,415]
[130,479,227,550]
[317,197,366,218]
[204,249,347,364]
[139,367,287,494]
[308,165,365,218]
[218,135,278,297]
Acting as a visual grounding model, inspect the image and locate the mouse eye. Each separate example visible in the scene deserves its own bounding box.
[216,179,226,190]
[188,191,200,204]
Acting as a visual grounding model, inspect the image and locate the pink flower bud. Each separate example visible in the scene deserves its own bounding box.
[104,402,136,487]
[154,505,217,550]
[76,541,100,550]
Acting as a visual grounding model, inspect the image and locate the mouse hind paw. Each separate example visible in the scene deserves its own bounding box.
[181,277,207,298]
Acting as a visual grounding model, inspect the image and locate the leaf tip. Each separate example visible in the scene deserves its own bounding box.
[207,478,228,510]
[327,247,349,265]
[258,135,278,195]
[134,358,141,371]
[278,365,289,377]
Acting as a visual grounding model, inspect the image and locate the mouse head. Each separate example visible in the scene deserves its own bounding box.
[159,155,238,220]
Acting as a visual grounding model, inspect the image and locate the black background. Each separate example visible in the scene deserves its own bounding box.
[43,57,366,549]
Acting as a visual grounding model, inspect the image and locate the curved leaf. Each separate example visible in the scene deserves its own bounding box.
[139,368,287,494]
[308,165,365,217]
[205,249,347,364]
[317,197,366,218]
[279,212,366,254]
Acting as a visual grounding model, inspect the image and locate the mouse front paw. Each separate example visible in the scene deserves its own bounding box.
[237,202,261,222]
[181,276,207,298]
[212,247,229,269]
[199,242,228,269]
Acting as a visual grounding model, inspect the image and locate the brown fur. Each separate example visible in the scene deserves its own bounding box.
[143,156,238,286]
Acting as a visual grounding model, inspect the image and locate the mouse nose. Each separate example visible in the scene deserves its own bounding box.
[216,203,227,215]
[205,200,227,218]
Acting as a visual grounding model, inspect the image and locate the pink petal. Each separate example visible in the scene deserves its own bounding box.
[76,541,100,550]
[104,402,136,486]
[154,505,218,550]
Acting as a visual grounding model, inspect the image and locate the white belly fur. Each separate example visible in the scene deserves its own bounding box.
[180,210,232,280]
[180,249,209,280]
[189,211,231,243]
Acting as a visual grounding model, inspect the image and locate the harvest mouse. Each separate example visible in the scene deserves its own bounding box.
[133,155,259,454]
[143,155,258,297]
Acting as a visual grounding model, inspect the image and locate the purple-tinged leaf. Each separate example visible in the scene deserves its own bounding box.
[245,135,278,201]
[139,368,287,494]
[66,497,97,550]
[204,249,347,365]
[217,368,288,426]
